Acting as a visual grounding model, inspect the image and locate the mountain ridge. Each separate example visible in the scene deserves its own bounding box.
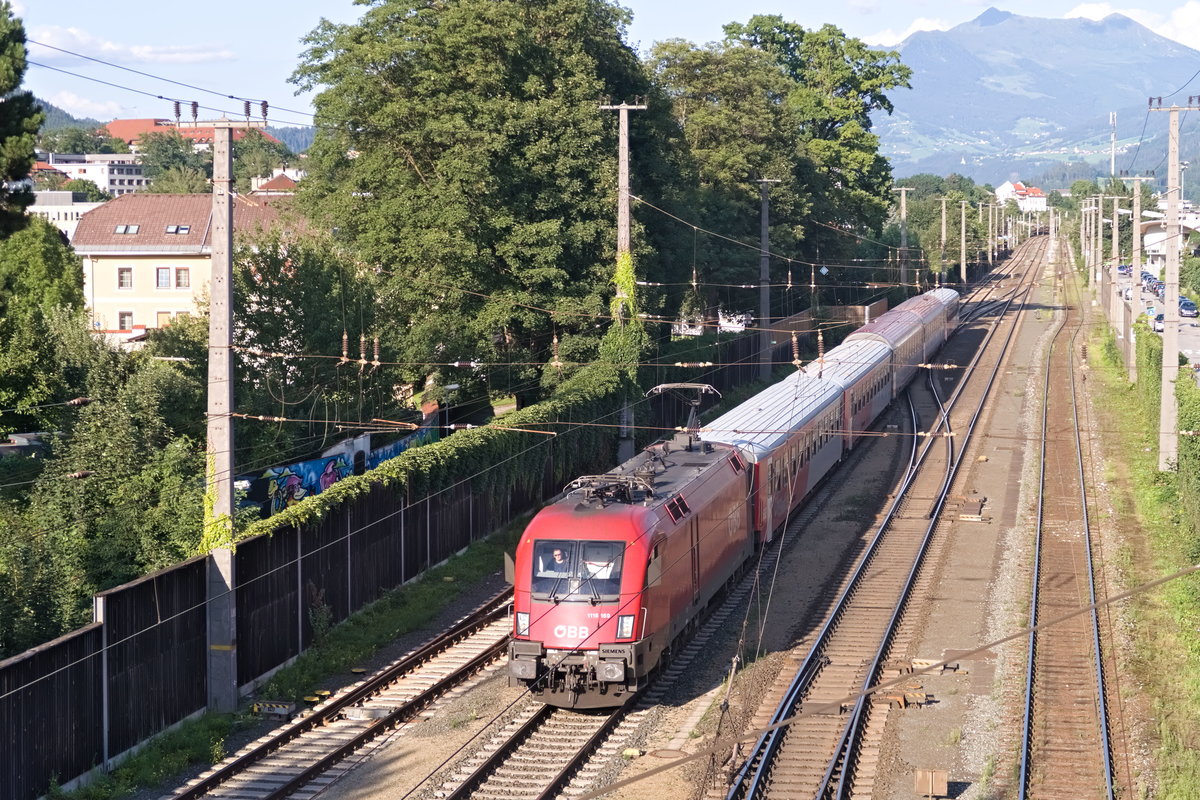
[878,8,1200,184]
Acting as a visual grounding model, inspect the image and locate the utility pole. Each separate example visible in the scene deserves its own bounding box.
[601,99,647,460]
[894,187,912,290]
[206,121,236,713]
[758,178,780,382]
[1093,195,1103,285]
[1110,111,1117,176]
[940,197,948,277]
[1148,99,1198,470]
[1110,195,1120,323]
[960,200,968,284]
[988,203,995,267]
[1120,171,1155,382]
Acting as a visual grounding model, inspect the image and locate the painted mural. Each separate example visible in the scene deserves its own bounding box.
[242,424,440,517]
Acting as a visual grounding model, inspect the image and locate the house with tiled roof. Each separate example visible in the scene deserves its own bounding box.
[250,170,299,194]
[72,193,293,343]
[105,118,281,152]
[995,180,1048,213]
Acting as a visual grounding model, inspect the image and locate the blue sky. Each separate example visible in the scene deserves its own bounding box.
[18,0,1200,124]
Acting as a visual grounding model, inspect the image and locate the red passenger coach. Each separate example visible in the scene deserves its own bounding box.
[508,432,753,708]
[700,373,843,542]
[803,339,893,450]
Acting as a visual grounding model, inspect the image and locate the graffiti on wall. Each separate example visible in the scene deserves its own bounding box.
[261,454,353,515]
[243,424,440,517]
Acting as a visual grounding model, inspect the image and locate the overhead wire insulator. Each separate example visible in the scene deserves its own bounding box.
[173,100,181,126]
[190,101,199,125]
[243,100,251,121]
[373,337,380,367]
[341,330,349,363]
[791,332,802,369]
[261,101,269,123]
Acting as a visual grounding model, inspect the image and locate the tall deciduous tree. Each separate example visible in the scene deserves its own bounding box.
[36,124,129,155]
[0,2,44,236]
[647,17,909,316]
[0,214,83,316]
[293,0,657,403]
[136,129,212,181]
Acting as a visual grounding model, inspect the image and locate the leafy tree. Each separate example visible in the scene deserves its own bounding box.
[231,231,402,466]
[725,17,911,258]
[647,17,910,313]
[0,311,209,654]
[31,168,67,191]
[293,0,657,405]
[0,2,44,236]
[0,214,83,316]
[61,178,111,201]
[137,129,212,181]
[143,165,210,193]
[233,129,293,193]
[36,124,129,155]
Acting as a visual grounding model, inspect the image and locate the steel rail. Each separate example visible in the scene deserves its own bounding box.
[728,239,1046,800]
[1018,266,1115,800]
[171,587,512,800]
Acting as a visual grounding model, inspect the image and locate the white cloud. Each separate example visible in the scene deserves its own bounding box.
[45,90,124,121]
[863,17,952,46]
[28,25,235,65]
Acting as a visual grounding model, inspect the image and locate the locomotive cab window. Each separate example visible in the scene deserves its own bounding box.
[531,540,624,601]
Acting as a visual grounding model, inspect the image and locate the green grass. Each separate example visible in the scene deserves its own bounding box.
[259,519,525,701]
[1090,322,1200,798]
[49,714,243,800]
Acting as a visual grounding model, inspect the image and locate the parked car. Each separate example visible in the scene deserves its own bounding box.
[1154,313,1165,332]
[1117,264,1133,276]
[1182,300,1199,318]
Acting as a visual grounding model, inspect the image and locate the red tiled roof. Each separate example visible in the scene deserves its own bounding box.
[105,118,281,147]
[253,173,297,192]
[72,193,296,251]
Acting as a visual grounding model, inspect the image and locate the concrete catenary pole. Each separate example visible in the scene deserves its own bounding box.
[1161,106,1181,470]
[758,178,779,382]
[940,197,947,275]
[959,200,967,284]
[1110,195,1120,324]
[601,100,646,461]
[206,121,236,713]
[894,187,912,290]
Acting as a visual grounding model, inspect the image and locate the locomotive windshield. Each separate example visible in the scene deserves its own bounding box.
[531,540,624,602]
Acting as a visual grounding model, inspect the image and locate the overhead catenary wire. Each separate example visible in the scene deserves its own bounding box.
[27,38,315,121]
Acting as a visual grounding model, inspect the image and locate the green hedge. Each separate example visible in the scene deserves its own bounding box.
[240,362,634,539]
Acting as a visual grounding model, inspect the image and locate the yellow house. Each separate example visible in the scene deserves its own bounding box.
[72,193,289,342]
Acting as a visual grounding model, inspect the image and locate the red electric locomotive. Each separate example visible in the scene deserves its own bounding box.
[508,430,753,708]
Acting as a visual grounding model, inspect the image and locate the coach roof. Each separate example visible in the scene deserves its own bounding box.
[699,372,841,462]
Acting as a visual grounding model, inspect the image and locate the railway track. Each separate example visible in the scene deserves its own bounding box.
[423,410,908,800]
[722,237,1050,799]
[1018,261,1120,798]
[162,589,513,800]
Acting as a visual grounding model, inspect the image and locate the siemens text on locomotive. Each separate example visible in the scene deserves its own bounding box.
[507,288,960,708]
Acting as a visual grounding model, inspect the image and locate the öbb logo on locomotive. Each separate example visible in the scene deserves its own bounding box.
[508,288,961,709]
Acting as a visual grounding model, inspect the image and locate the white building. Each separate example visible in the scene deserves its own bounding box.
[1140,218,1200,272]
[29,191,104,240]
[995,180,1048,213]
[46,153,149,196]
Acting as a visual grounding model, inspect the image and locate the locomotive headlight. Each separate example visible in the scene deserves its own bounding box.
[516,612,530,636]
[617,614,635,639]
